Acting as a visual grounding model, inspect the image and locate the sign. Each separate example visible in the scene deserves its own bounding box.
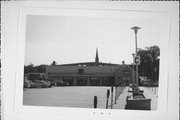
[134,56,140,65]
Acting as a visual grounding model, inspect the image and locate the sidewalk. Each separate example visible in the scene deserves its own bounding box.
[107,87,158,110]
[139,87,158,110]
[107,87,129,109]
[113,87,129,109]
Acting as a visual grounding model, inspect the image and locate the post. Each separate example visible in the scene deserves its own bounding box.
[94,96,97,109]
[132,53,135,86]
[87,77,90,86]
[106,89,110,109]
[100,77,103,86]
[73,77,77,86]
[114,86,117,104]
[131,26,141,87]
[111,86,114,109]
[135,30,138,87]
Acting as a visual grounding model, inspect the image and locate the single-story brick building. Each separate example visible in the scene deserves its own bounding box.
[46,64,135,86]
[45,49,135,86]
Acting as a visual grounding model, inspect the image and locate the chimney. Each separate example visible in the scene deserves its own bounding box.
[122,61,125,65]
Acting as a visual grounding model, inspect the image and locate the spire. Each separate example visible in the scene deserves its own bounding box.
[95,48,99,64]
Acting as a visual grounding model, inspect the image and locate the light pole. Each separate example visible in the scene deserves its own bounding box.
[132,53,135,86]
[131,26,141,87]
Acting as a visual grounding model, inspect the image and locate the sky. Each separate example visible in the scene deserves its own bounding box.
[25,15,160,66]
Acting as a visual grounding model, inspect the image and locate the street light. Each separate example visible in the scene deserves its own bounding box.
[132,53,135,86]
[131,26,141,87]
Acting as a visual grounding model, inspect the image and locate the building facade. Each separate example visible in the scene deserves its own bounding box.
[45,49,135,86]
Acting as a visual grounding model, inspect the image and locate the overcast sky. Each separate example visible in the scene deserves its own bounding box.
[25,15,160,66]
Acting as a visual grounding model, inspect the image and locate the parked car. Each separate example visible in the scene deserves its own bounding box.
[56,81,69,86]
[45,80,57,86]
[50,81,57,86]
[24,80,33,88]
[24,81,31,88]
[44,80,53,86]
[30,80,51,88]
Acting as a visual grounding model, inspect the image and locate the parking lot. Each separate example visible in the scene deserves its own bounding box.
[23,86,158,110]
[23,86,117,109]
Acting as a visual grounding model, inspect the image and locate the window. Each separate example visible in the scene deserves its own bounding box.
[123,71,130,75]
[78,69,84,74]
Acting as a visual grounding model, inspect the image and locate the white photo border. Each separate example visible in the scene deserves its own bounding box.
[2,1,179,120]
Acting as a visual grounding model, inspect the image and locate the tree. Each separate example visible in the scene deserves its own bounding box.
[24,63,35,74]
[34,65,46,73]
[137,45,160,85]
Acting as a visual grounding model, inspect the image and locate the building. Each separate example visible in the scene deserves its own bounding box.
[45,49,135,86]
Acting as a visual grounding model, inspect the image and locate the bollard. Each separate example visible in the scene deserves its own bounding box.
[111,86,114,109]
[119,87,121,96]
[94,96,97,109]
[154,87,156,94]
[106,89,110,109]
[114,86,118,104]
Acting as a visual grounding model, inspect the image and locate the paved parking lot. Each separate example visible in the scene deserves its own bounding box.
[23,86,157,110]
[24,86,115,109]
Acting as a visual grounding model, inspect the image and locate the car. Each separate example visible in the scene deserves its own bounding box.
[50,81,57,86]
[56,81,69,87]
[44,80,51,85]
[62,82,69,86]
[56,81,63,86]
[30,80,51,88]
[44,80,57,86]
[24,81,31,88]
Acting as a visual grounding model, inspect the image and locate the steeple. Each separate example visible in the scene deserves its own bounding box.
[95,48,99,64]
